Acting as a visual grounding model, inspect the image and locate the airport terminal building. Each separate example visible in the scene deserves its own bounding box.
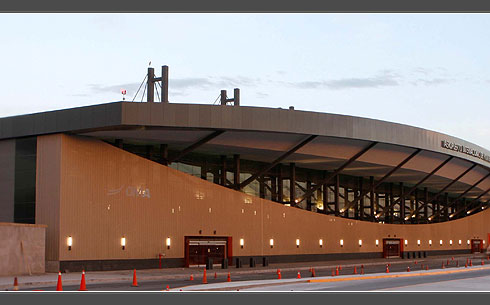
[1,70,489,272]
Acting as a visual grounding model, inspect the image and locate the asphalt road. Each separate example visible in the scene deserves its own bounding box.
[19,256,487,291]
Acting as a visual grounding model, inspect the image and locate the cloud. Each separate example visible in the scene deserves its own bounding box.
[285,72,400,90]
[256,92,269,99]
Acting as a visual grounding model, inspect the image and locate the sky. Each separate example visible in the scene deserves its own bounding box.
[0,13,489,150]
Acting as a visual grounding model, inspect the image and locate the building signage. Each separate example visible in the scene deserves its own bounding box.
[441,140,490,163]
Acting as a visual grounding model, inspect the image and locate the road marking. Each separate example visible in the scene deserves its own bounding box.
[307,266,490,283]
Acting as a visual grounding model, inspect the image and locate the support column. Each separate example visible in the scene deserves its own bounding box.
[359,177,364,220]
[334,175,340,216]
[306,179,312,211]
[271,176,277,202]
[389,183,394,223]
[400,182,405,223]
[323,172,328,214]
[234,154,240,190]
[259,176,265,199]
[277,165,283,203]
[370,176,375,219]
[444,192,449,221]
[147,67,155,103]
[344,186,349,218]
[414,189,419,223]
[424,187,429,221]
[220,155,226,186]
[161,65,169,103]
[290,163,296,205]
[160,144,168,165]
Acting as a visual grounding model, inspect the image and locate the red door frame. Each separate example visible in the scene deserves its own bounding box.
[383,238,402,258]
[184,236,231,267]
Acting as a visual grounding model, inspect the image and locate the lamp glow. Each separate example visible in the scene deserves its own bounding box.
[404,240,408,246]
[121,237,126,250]
[296,239,300,248]
[166,237,171,249]
[417,240,420,246]
[270,239,274,248]
[319,239,323,247]
[375,239,379,246]
[240,238,244,248]
[440,240,443,245]
[340,239,344,247]
[429,240,432,246]
[467,240,470,245]
[358,239,362,247]
[459,240,462,245]
[67,236,73,250]
[450,240,453,245]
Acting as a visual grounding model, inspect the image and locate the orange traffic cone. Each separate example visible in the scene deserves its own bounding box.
[353,266,357,274]
[79,270,87,291]
[425,265,429,271]
[311,268,316,277]
[331,269,335,277]
[214,272,217,279]
[13,277,19,291]
[166,285,170,291]
[190,274,194,281]
[277,269,280,274]
[202,269,208,284]
[336,267,339,276]
[407,266,410,272]
[131,269,138,287]
[385,265,389,273]
[470,260,473,267]
[278,270,282,279]
[227,272,231,282]
[297,271,301,279]
[56,272,63,291]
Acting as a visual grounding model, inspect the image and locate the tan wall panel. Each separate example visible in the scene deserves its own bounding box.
[36,134,61,261]
[37,134,490,262]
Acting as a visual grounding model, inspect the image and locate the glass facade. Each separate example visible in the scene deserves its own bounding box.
[14,137,37,224]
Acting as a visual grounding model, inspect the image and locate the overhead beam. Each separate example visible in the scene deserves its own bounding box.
[451,199,490,219]
[168,130,225,164]
[296,141,378,205]
[407,163,477,217]
[341,148,421,213]
[238,135,317,190]
[377,156,453,219]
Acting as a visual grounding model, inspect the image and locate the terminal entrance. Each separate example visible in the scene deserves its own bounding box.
[383,238,402,258]
[184,236,232,267]
[471,239,483,253]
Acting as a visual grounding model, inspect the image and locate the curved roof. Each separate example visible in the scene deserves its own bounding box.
[1,101,489,202]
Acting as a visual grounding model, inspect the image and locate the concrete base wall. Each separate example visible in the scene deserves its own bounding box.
[0,222,46,276]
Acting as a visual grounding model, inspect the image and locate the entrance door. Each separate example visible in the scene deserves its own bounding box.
[471,239,483,253]
[185,237,229,267]
[383,239,401,258]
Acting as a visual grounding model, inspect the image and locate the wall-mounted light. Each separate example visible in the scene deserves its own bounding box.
[67,236,73,251]
[358,239,362,247]
[467,239,470,245]
[121,237,126,250]
[375,239,379,247]
[340,239,344,247]
[440,240,443,246]
[417,240,421,246]
[319,239,323,248]
[429,240,432,246]
[296,239,300,248]
[270,239,274,248]
[404,240,408,246]
[240,238,244,249]
[450,240,453,245]
[459,240,462,245]
[166,237,171,249]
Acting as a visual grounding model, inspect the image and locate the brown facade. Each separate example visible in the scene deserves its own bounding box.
[35,134,490,270]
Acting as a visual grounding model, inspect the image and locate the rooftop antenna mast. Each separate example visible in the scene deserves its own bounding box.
[146,65,169,103]
[220,88,240,107]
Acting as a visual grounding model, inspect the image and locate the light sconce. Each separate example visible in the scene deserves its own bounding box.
[296,239,300,248]
[121,237,126,250]
[270,239,274,248]
[459,240,462,245]
[240,238,244,249]
[429,240,432,246]
[340,239,344,247]
[67,236,73,251]
[358,239,362,247]
[440,240,443,246]
[417,240,421,246]
[404,240,408,246]
[375,239,379,247]
[467,239,470,245]
[450,240,453,245]
[166,237,171,249]
[319,239,323,248]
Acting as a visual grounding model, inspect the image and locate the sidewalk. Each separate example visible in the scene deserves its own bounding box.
[1,252,486,290]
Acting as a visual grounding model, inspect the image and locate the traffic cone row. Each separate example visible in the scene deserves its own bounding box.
[202,269,207,284]
[131,269,138,287]
[13,277,19,291]
[79,270,87,291]
[56,272,63,291]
